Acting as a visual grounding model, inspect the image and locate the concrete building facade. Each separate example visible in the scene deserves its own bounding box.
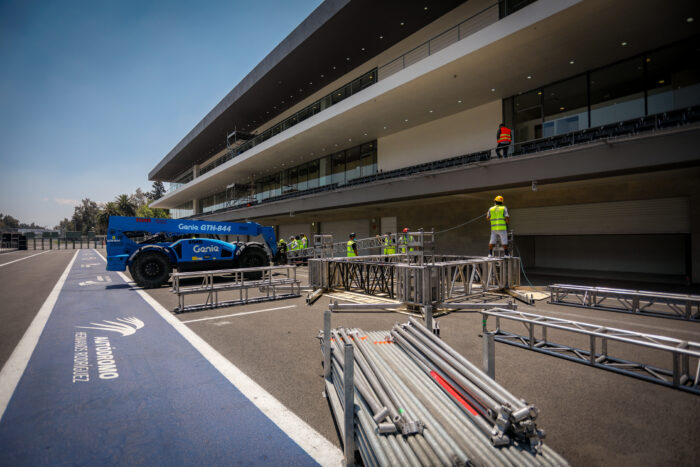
[150,0,700,284]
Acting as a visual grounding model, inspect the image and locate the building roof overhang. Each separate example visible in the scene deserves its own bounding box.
[149,0,466,181]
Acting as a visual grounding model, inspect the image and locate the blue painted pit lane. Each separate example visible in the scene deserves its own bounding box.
[0,250,321,466]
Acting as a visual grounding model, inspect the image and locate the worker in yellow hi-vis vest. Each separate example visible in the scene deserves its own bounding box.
[487,195,509,257]
[347,233,358,257]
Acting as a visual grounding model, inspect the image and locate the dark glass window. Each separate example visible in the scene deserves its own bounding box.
[502,97,514,129]
[647,40,700,114]
[319,156,331,186]
[345,147,362,181]
[287,167,298,192]
[514,89,542,141]
[331,152,345,185]
[590,57,644,126]
[307,160,320,189]
[543,75,589,136]
[360,143,377,177]
[298,164,308,191]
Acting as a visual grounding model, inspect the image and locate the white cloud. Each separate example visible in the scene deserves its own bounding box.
[54,198,80,206]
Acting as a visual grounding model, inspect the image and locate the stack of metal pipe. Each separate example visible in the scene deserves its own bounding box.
[323,321,568,466]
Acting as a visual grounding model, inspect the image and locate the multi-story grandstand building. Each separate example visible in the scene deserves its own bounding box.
[150,0,700,284]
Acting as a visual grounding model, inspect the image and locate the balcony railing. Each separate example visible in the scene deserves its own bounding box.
[189,105,700,217]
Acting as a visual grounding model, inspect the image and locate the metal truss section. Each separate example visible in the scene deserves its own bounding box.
[481,308,700,395]
[549,284,700,321]
[170,265,301,312]
[286,230,435,261]
[310,255,520,306]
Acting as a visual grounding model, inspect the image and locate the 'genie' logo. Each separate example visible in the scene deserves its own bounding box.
[193,245,219,253]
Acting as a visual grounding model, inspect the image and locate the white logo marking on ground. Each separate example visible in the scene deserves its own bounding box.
[78,275,112,286]
[77,317,144,337]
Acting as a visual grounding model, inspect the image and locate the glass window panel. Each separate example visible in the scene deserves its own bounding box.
[298,164,308,191]
[319,156,331,186]
[542,75,589,136]
[361,151,376,177]
[287,167,298,192]
[590,57,644,126]
[345,147,361,181]
[307,160,320,189]
[331,152,345,185]
[514,89,542,141]
[647,39,700,114]
[270,173,281,197]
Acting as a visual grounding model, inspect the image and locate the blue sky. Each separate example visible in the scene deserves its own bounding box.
[0,0,322,228]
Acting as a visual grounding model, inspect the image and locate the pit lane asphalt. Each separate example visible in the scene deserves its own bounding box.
[1,250,698,466]
[144,268,700,467]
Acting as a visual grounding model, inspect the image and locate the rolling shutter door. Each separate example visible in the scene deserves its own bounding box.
[321,219,370,243]
[510,198,690,235]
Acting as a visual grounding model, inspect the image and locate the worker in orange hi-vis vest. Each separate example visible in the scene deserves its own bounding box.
[495,123,512,158]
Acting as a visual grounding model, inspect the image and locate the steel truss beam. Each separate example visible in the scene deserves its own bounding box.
[481,308,700,395]
[549,284,700,321]
[311,256,520,306]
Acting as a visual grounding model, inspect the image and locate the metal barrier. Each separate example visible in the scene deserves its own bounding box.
[23,237,106,250]
[481,308,700,395]
[320,310,568,466]
[170,265,301,312]
[548,284,700,321]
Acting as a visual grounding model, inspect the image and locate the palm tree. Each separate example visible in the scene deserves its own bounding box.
[115,194,137,217]
[97,202,120,234]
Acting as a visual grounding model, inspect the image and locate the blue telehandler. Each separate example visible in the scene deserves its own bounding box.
[106,216,281,288]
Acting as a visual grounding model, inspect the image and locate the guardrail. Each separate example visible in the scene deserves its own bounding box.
[170,265,300,312]
[481,308,700,394]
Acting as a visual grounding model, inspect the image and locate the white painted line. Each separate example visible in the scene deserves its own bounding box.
[0,250,51,267]
[92,250,343,465]
[181,305,297,324]
[0,250,79,421]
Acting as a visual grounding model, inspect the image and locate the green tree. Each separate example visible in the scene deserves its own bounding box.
[115,194,137,216]
[97,202,120,234]
[0,213,20,229]
[147,181,167,201]
[71,198,100,234]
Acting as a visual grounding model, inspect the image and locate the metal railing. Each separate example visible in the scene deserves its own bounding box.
[481,308,700,394]
[170,265,300,312]
[22,237,106,250]
[378,3,499,80]
[548,284,700,321]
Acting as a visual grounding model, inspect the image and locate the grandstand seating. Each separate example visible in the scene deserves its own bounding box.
[203,105,699,216]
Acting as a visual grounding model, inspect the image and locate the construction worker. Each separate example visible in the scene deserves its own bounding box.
[294,235,302,250]
[277,238,288,264]
[487,195,510,257]
[300,233,308,249]
[289,235,298,251]
[399,228,414,254]
[382,232,396,255]
[347,233,358,257]
[495,123,512,158]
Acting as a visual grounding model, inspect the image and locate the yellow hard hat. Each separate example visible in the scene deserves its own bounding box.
[494,195,504,203]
